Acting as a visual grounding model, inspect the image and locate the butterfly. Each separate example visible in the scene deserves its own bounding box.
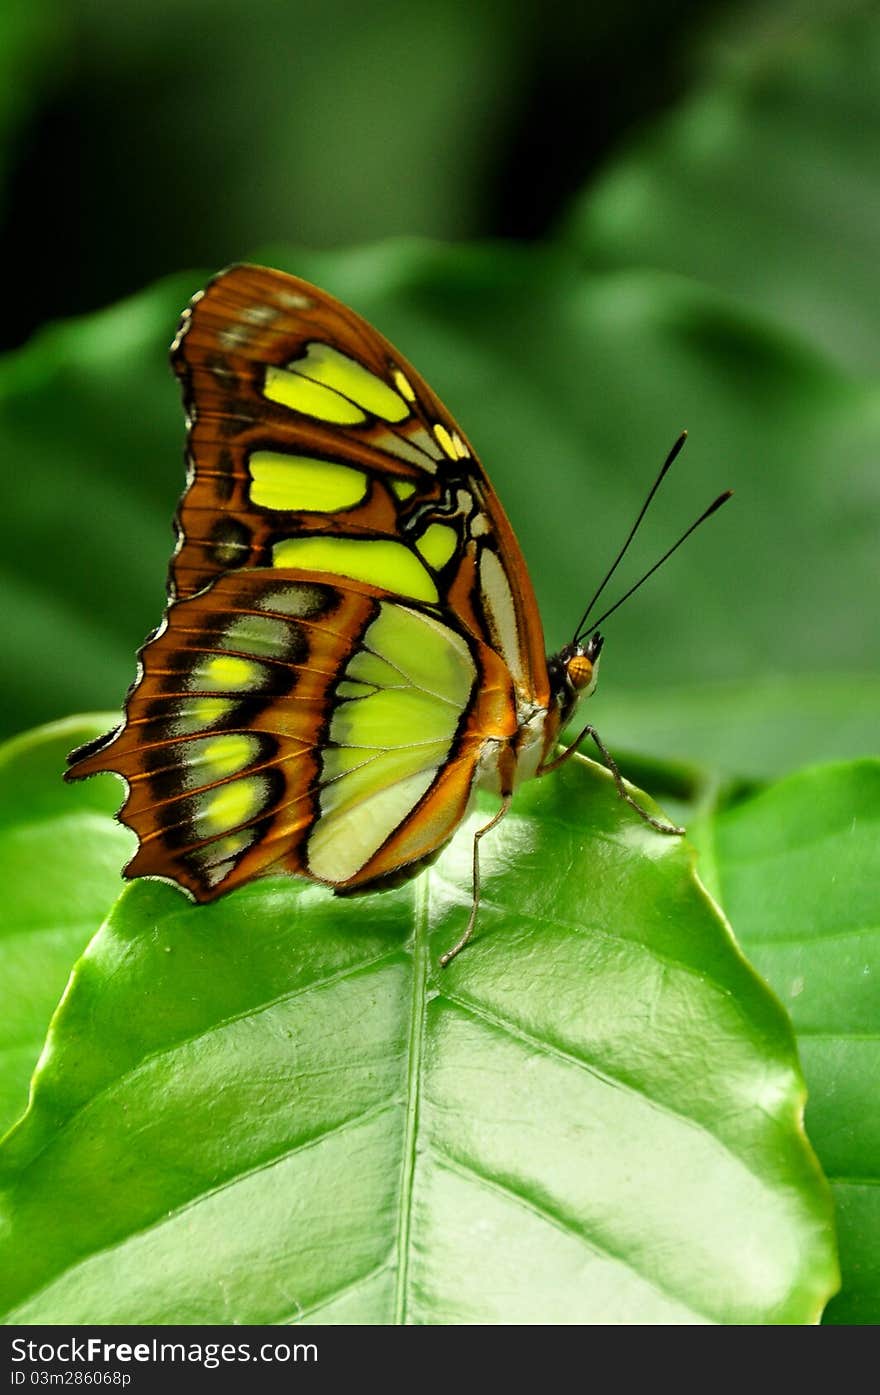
[66,264,729,964]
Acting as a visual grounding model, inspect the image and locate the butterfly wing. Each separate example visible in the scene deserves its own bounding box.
[67,264,553,899]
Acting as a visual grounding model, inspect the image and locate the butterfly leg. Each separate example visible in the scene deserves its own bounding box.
[439,795,514,968]
[539,724,685,836]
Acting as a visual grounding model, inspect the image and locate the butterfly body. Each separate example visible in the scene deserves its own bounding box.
[67,264,603,915]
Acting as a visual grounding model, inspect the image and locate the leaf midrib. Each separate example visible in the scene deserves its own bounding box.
[393,873,430,1324]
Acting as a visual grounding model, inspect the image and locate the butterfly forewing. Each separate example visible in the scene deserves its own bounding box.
[170,264,549,699]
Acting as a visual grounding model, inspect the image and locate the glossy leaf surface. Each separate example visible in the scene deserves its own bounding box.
[0,753,836,1324]
[0,717,131,1137]
[709,761,880,1325]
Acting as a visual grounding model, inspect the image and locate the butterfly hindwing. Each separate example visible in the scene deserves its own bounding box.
[69,569,518,898]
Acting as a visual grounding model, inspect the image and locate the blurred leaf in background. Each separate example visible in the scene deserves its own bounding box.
[0,0,65,221]
[566,3,880,369]
[0,0,719,349]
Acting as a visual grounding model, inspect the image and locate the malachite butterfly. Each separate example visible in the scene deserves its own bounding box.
[66,264,729,963]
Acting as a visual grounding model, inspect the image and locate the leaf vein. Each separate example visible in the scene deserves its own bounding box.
[429,1145,717,1324]
[270,1259,395,1325]
[13,944,403,1173]
[4,1100,398,1321]
[431,867,737,997]
[741,921,880,948]
[440,991,764,1171]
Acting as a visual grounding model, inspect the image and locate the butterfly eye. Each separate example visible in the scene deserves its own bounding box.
[566,653,595,692]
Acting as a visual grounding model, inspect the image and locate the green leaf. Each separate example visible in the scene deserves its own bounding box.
[0,751,837,1324]
[708,761,880,1325]
[0,718,133,1138]
[564,10,880,370]
[2,243,878,779]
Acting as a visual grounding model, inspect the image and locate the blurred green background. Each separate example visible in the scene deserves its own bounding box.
[1,0,877,778]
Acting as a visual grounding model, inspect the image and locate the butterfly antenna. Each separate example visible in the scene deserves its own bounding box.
[577,490,733,638]
[571,431,688,643]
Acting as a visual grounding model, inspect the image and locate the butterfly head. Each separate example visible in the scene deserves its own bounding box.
[549,632,604,724]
